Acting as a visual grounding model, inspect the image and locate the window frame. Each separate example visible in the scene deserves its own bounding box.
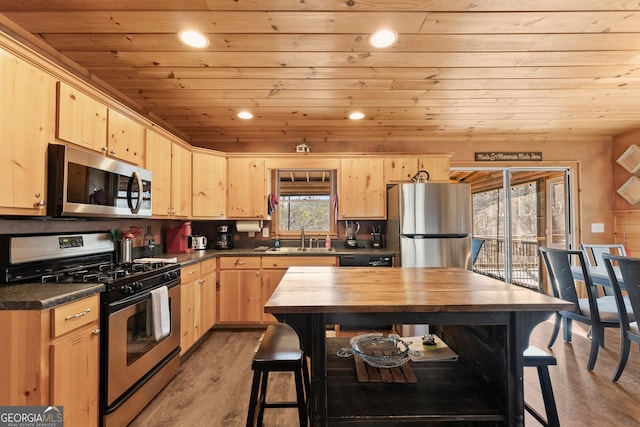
[271,169,338,238]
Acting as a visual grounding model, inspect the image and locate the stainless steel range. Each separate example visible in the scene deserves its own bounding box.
[1,232,181,427]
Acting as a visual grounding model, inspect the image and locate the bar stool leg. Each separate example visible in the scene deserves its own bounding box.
[294,369,308,426]
[246,370,262,427]
[256,371,269,426]
[537,365,560,427]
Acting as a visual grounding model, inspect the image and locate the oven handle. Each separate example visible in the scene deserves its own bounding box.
[108,279,179,314]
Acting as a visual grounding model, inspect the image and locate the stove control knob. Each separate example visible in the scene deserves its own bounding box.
[122,285,133,295]
[134,281,143,291]
[162,271,178,281]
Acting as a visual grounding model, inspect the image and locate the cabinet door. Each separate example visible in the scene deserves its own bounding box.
[57,81,107,152]
[107,109,144,165]
[418,156,451,181]
[384,157,416,182]
[0,50,54,215]
[146,130,172,217]
[227,158,267,219]
[260,269,286,322]
[171,143,192,217]
[180,280,197,356]
[219,270,262,322]
[200,271,217,332]
[192,151,226,218]
[339,158,386,219]
[50,321,100,427]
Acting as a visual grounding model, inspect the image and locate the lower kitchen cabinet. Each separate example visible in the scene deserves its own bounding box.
[180,259,217,356]
[0,294,100,427]
[218,256,338,324]
[261,256,337,322]
[218,256,263,323]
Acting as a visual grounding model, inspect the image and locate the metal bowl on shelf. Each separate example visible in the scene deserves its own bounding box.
[350,333,410,368]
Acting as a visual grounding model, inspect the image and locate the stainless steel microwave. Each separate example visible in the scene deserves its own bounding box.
[47,144,152,218]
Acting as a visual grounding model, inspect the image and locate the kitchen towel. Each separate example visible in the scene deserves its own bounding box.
[150,286,170,340]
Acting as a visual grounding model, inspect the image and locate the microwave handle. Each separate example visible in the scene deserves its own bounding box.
[127,171,143,214]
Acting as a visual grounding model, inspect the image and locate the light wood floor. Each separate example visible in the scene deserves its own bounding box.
[130,320,640,426]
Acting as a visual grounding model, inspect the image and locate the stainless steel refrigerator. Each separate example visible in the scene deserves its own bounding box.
[387,182,472,269]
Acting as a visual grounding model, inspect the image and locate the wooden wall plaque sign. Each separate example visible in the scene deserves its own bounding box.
[475,152,543,162]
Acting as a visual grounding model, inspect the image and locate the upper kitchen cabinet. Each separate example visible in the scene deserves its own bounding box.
[56,81,107,152]
[192,149,226,219]
[227,157,268,219]
[0,49,55,215]
[57,82,144,165]
[418,155,451,181]
[107,109,144,165]
[146,129,191,217]
[339,158,386,219]
[384,157,416,182]
[384,155,451,183]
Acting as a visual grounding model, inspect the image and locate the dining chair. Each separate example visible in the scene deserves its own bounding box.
[472,238,485,266]
[539,247,622,370]
[601,254,640,381]
[580,244,627,296]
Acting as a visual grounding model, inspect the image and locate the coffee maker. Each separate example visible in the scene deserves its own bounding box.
[215,224,233,249]
[345,221,360,249]
[166,221,194,254]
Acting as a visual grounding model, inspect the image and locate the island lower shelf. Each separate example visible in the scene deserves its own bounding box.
[325,337,506,425]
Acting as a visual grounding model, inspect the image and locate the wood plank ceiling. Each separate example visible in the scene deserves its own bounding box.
[2,1,640,150]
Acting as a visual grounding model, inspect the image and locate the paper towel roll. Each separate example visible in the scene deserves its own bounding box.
[236,220,263,232]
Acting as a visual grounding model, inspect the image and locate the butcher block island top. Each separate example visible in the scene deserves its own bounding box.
[264,267,572,427]
[264,266,571,315]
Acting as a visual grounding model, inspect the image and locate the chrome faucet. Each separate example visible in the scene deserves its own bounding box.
[300,226,305,249]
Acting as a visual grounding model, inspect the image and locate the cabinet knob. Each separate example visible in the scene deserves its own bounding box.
[36,199,46,207]
[35,193,41,198]
[92,329,101,336]
[110,150,117,155]
[101,146,108,153]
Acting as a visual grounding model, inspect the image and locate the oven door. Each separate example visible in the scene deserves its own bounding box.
[105,283,180,406]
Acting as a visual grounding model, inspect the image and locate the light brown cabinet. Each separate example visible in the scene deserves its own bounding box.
[107,109,144,165]
[384,155,451,183]
[192,149,226,218]
[339,158,386,219]
[0,294,100,427]
[180,260,217,356]
[146,130,191,217]
[57,81,107,153]
[218,256,263,323]
[0,50,55,215]
[260,256,337,322]
[57,81,144,165]
[227,158,267,219]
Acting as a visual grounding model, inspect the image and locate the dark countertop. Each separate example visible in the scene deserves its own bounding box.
[0,247,395,311]
[170,247,395,265]
[0,282,104,310]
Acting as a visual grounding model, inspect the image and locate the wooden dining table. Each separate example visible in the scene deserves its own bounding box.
[264,266,572,426]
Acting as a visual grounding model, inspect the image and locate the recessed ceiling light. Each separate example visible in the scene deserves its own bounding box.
[369,29,398,48]
[349,111,365,120]
[179,29,209,48]
[237,111,253,119]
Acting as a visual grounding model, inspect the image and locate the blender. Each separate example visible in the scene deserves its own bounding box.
[345,221,360,248]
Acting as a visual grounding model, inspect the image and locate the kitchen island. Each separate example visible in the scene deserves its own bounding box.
[264,266,572,426]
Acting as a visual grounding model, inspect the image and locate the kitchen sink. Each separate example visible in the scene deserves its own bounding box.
[268,247,335,252]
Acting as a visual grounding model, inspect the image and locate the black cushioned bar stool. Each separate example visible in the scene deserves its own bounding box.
[246,323,310,427]
[524,345,560,427]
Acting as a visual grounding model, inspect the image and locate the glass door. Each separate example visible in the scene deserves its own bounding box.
[452,167,572,290]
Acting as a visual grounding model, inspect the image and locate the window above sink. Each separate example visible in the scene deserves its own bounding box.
[272,169,337,238]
